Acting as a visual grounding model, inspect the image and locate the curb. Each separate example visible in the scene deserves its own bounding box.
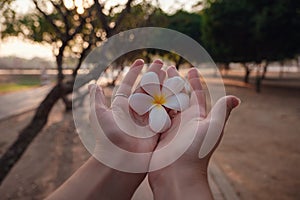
[208,161,240,200]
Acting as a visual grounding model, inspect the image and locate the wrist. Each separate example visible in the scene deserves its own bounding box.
[89,157,147,199]
[149,164,213,200]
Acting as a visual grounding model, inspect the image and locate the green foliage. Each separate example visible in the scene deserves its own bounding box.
[167,10,202,42]
[148,9,202,42]
[113,3,156,32]
[146,9,203,66]
[202,0,257,63]
[202,0,300,63]
[254,0,300,61]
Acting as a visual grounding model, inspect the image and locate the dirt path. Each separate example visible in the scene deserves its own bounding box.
[214,83,300,200]
[0,102,90,199]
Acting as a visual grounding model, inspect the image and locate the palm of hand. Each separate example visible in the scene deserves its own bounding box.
[98,96,159,153]
[89,59,160,154]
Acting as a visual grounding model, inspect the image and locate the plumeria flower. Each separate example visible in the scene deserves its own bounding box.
[129,72,189,133]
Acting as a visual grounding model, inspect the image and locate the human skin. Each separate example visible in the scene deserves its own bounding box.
[47,59,164,200]
[148,67,240,200]
[46,59,240,200]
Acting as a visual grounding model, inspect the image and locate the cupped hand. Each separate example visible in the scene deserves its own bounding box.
[148,67,240,199]
[89,59,173,175]
[89,59,160,154]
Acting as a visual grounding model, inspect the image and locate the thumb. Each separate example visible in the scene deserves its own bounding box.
[89,84,107,113]
[89,84,108,137]
[209,95,241,124]
[198,95,240,159]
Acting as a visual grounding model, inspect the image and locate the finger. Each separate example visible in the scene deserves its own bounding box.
[199,95,240,158]
[116,59,144,96]
[89,84,107,112]
[207,95,241,124]
[158,69,166,84]
[188,68,203,91]
[146,59,164,85]
[167,65,180,78]
[187,68,206,117]
[147,59,164,73]
[134,60,165,93]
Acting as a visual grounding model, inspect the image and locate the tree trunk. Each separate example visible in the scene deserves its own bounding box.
[255,64,261,93]
[242,63,251,83]
[56,42,72,111]
[279,61,284,78]
[62,95,72,111]
[261,62,269,80]
[0,48,101,185]
[56,54,64,84]
[0,84,64,185]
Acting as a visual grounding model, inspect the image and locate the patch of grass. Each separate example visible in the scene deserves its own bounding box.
[0,76,41,94]
[0,83,38,94]
[16,76,41,86]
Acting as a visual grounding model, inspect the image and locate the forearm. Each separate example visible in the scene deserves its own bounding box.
[149,165,213,200]
[46,157,146,200]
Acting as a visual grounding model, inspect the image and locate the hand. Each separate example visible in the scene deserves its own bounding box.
[148,67,240,200]
[89,59,162,166]
[47,60,240,200]
[47,59,166,200]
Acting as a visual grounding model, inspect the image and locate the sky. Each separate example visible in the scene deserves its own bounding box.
[0,0,199,61]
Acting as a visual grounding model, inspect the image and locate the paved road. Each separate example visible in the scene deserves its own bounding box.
[0,86,53,121]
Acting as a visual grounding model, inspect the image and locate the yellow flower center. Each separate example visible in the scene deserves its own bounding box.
[152,94,166,105]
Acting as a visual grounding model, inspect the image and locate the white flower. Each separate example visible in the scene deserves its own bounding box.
[129,72,189,133]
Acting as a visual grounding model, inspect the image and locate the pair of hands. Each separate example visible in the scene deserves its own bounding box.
[88,59,240,199]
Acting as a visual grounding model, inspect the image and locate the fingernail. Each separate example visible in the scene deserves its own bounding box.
[133,59,144,67]
[153,59,163,65]
[168,65,176,70]
[231,97,241,109]
[187,68,199,78]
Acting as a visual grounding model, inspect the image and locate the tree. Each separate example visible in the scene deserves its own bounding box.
[253,0,300,61]
[0,0,154,185]
[167,10,202,42]
[202,0,256,83]
[201,0,300,83]
[146,9,203,68]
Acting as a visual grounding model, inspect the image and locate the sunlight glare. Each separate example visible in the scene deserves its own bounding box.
[74,0,83,7]
[63,0,75,9]
[77,6,84,14]
[0,37,54,61]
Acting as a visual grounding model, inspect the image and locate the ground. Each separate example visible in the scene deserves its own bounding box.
[0,101,90,200]
[0,72,299,199]
[215,83,300,200]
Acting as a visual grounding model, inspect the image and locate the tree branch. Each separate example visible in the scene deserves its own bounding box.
[72,42,93,77]
[32,0,63,38]
[68,6,94,40]
[49,0,70,33]
[94,2,112,36]
[73,14,99,77]
[111,0,134,34]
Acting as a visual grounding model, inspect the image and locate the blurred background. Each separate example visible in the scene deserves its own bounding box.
[0,0,299,199]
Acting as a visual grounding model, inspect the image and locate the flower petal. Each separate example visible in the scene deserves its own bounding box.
[164,93,189,111]
[129,93,154,115]
[149,105,171,133]
[162,76,185,97]
[140,72,161,97]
